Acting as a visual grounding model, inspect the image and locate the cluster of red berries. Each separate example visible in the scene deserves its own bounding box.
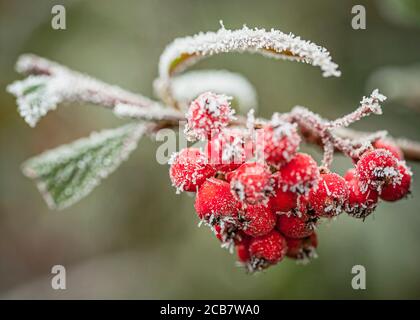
[169,92,412,273]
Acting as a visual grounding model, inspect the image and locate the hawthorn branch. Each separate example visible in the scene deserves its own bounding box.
[10,54,420,161]
[335,128,420,161]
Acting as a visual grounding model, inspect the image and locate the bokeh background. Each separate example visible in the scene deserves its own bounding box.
[1,0,420,299]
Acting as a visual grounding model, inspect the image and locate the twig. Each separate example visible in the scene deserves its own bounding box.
[286,90,390,167]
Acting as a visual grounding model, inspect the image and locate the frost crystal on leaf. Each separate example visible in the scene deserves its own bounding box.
[158,25,341,82]
[21,123,146,209]
[7,75,67,127]
[8,54,160,127]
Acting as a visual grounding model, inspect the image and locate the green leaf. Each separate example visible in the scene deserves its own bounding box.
[6,75,61,127]
[22,123,146,210]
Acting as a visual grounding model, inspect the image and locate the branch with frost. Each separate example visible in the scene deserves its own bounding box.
[6,25,420,210]
[287,90,388,167]
[7,54,174,127]
[367,63,420,110]
[329,89,386,128]
[334,128,420,161]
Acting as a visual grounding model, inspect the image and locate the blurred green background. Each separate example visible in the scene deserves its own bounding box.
[1,0,420,299]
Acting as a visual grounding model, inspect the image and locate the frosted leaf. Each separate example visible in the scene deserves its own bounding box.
[21,123,146,209]
[7,75,68,127]
[156,70,258,112]
[158,24,341,81]
[8,54,160,127]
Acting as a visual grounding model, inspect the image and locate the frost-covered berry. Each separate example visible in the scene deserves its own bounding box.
[248,230,287,271]
[169,148,215,193]
[213,224,223,241]
[374,139,403,160]
[259,117,300,167]
[235,235,251,263]
[308,173,348,218]
[240,204,277,237]
[344,168,356,182]
[268,188,298,214]
[292,195,311,216]
[380,162,412,202]
[230,162,274,205]
[206,129,246,173]
[276,212,317,239]
[276,153,320,195]
[184,92,235,141]
[286,233,318,262]
[195,177,240,222]
[345,176,378,219]
[356,149,401,193]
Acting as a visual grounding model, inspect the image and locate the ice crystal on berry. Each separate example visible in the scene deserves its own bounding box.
[380,162,412,201]
[230,162,274,205]
[184,91,235,141]
[356,149,401,193]
[308,173,349,218]
[169,148,215,193]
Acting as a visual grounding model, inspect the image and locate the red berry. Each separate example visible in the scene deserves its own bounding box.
[276,213,317,239]
[380,162,412,201]
[344,168,356,182]
[240,204,277,237]
[345,176,378,219]
[356,149,401,193]
[184,92,235,141]
[374,139,403,160]
[195,177,240,222]
[230,162,274,205]
[308,173,349,218]
[213,224,223,241]
[293,195,310,216]
[276,153,320,195]
[259,118,300,167]
[248,230,287,271]
[235,236,251,263]
[286,233,318,262]
[269,188,298,214]
[169,147,215,192]
[206,130,246,173]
